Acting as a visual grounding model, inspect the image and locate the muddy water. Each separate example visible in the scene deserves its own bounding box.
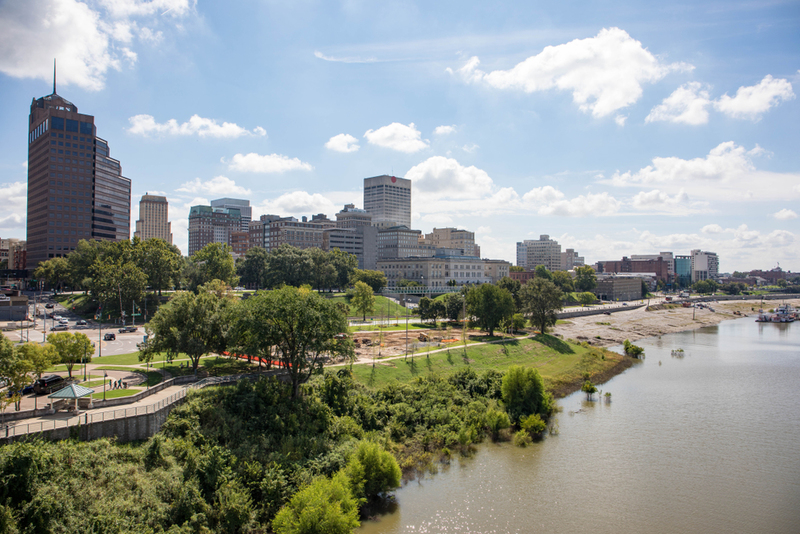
[358,317,800,534]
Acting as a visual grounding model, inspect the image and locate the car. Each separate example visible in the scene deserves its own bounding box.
[234,286,246,291]
[22,384,35,395]
[76,319,88,326]
[58,318,69,324]
[622,303,628,306]
[51,324,68,331]
[104,333,116,341]
[603,311,611,315]
[118,326,138,333]
[45,303,55,309]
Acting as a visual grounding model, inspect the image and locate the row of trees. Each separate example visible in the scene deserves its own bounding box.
[415,276,567,336]
[0,331,94,410]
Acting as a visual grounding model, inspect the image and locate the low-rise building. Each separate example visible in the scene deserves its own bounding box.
[593,274,643,302]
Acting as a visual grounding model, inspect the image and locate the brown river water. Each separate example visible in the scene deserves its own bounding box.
[358,317,800,534]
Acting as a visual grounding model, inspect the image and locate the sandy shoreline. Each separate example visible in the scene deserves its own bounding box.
[553,297,800,347]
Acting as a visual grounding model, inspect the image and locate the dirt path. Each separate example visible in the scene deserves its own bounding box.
[553,297,800,347]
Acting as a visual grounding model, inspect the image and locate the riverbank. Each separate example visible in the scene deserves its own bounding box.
[553,297,800,348]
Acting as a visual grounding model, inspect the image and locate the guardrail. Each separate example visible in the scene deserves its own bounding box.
[1,372,270,441]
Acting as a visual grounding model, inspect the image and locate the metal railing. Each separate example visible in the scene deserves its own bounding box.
[1,372,267,440]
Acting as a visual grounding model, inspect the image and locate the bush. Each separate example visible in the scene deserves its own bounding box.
[272,472,360,534]
[501,366,553,423]
[484,408,510,440]
[344,441,401,502]
[519,413,546,435]
[513,430,532,447]
[623,339,644,358]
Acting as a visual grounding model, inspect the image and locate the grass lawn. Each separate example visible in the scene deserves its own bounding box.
[349,334,626,393]
[91,388,142,400]
[349,322,431,333]
[323,293,413,318]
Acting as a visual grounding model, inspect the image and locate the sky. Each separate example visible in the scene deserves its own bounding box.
[0,0,798,272]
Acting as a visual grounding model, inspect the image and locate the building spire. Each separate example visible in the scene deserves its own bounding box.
[53,58,57,94]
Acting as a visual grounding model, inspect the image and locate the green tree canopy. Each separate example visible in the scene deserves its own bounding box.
[90,257,147,322]
[0,335,34,411]
[250,286,352,398]
[140,282,234,374]
[574,265,597,292]
[534,265,552,280]
[138,238,183,296]
[466,284,515,337]
[307,247,337,292]
[496,276,522,310]
[344,440,401,502]
[442,292,466,322]
[350,269,387,292]
[17,342,58,380]
[328,249,358,292]
[265,244,313,288]
[551,270,574,292]
[501,365,552,423]
[272,472,360,534]
[46,332,94,379]
[34,257,71,292]
[186,243,239,291]
[350,281,375,321]
[519,278,563,334]
[236,246,270,289]
[578,292,596,306]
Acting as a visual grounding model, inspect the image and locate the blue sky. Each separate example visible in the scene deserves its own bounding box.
[1,0,798,271]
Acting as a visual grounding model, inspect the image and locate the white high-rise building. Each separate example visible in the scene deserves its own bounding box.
[134,194,172,244]
[516,235,562,271]
[690,249,719,282]
[363,175,411,228]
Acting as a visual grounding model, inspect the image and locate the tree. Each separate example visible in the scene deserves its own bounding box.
[272,472,359,534]
[46,332,94,378]
[140,283,233,374]
[344,440,401,502]
[0,335,34,411]
[17,342,58,380]
[442,292,466,322]
[534,265,551,280]
[519,278,563,334]
[185,242,238,291]
[351,269,387,292]
[329,249,358,292]
[509,266,525,272]
[466,284,515,337]
[551,270,574,293]
[574,265,597,292]
[34,257,71,292]
[578,292,596,306]
[641,279,649,297]
[496,276,522,310]
[265,244,312,288]
[581,379,598,400]
[623,339,644,358]
[236,246,270,289]
[307,247,337,291]
[501,365,552,423]
[776,278,788,288]
[252,286,352,398]
[137,238,182,296]
[350,281,375,321]
[91,257,147,322]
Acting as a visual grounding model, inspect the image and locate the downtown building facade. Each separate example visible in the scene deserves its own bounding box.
[26,83,131,268]
[419,227,480,257]
[134,194,172,244]
[378,249,510,289]
[363,175,411,228]
[516,235,563,272]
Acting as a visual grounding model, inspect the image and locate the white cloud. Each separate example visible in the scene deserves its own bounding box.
[0,0,191,91]
[325,133,360,153]
[461,143,479,153]
[701,224,723,234]
[773,208,798,220]
[646,82,712,125]
[176,176,251,197]
[614,115,627,126]
[255,191,337,218]
[138,26,163,44]
[364,122,429,153]
[434,125,457,136]
[630,188,700,214]
[227,153,314,173]
[128,114,266,138]
[535,192,621,217]
[714,75,795,120]
[313,50,378,63]
[0,181,27,232]
[406,156,494,199]
[608,142,800,201]
[421,214,454,224]
[522,185,565,204]
[449,27,692,118]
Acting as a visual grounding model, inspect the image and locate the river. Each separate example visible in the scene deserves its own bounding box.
[358,316,800,534]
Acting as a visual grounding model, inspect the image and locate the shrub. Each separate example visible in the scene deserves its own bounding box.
[519,414,546,435]
[344,440,401,502]
[623,339,644,358]
[272,472,360,534]
[501,366,552,423]
[513,430,532,447]
[484,408,511,440]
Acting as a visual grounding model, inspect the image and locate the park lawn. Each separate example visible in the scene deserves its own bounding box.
[323,293,413,318]
[349,334,626,392]
[349,322,431,333]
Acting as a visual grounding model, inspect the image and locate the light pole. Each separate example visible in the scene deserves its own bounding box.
[103,371,107,401]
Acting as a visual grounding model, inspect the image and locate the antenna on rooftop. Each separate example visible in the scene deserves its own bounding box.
[53,59,57,94]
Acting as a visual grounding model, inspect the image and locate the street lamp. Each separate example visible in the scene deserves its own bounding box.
[103,371,107,401]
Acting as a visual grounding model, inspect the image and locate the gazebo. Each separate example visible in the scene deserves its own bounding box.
[48,384,95,413]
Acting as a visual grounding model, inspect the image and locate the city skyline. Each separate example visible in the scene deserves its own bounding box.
[1,0,798,271]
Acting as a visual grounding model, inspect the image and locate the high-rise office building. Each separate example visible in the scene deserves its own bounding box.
[26,73,131,268]
[690,249,719,282]
[134,194,172,244]
[516,235,562,271]
[211,198,252,232]
[187,205,241,255]
[363,175,411,228]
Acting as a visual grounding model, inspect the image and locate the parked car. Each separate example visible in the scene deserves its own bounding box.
[76,319,88,326]
[58,318,69,325]
[118,326,138,333]
[603,311,611,315]
[45,303,55,309]
[104,333,116,341]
